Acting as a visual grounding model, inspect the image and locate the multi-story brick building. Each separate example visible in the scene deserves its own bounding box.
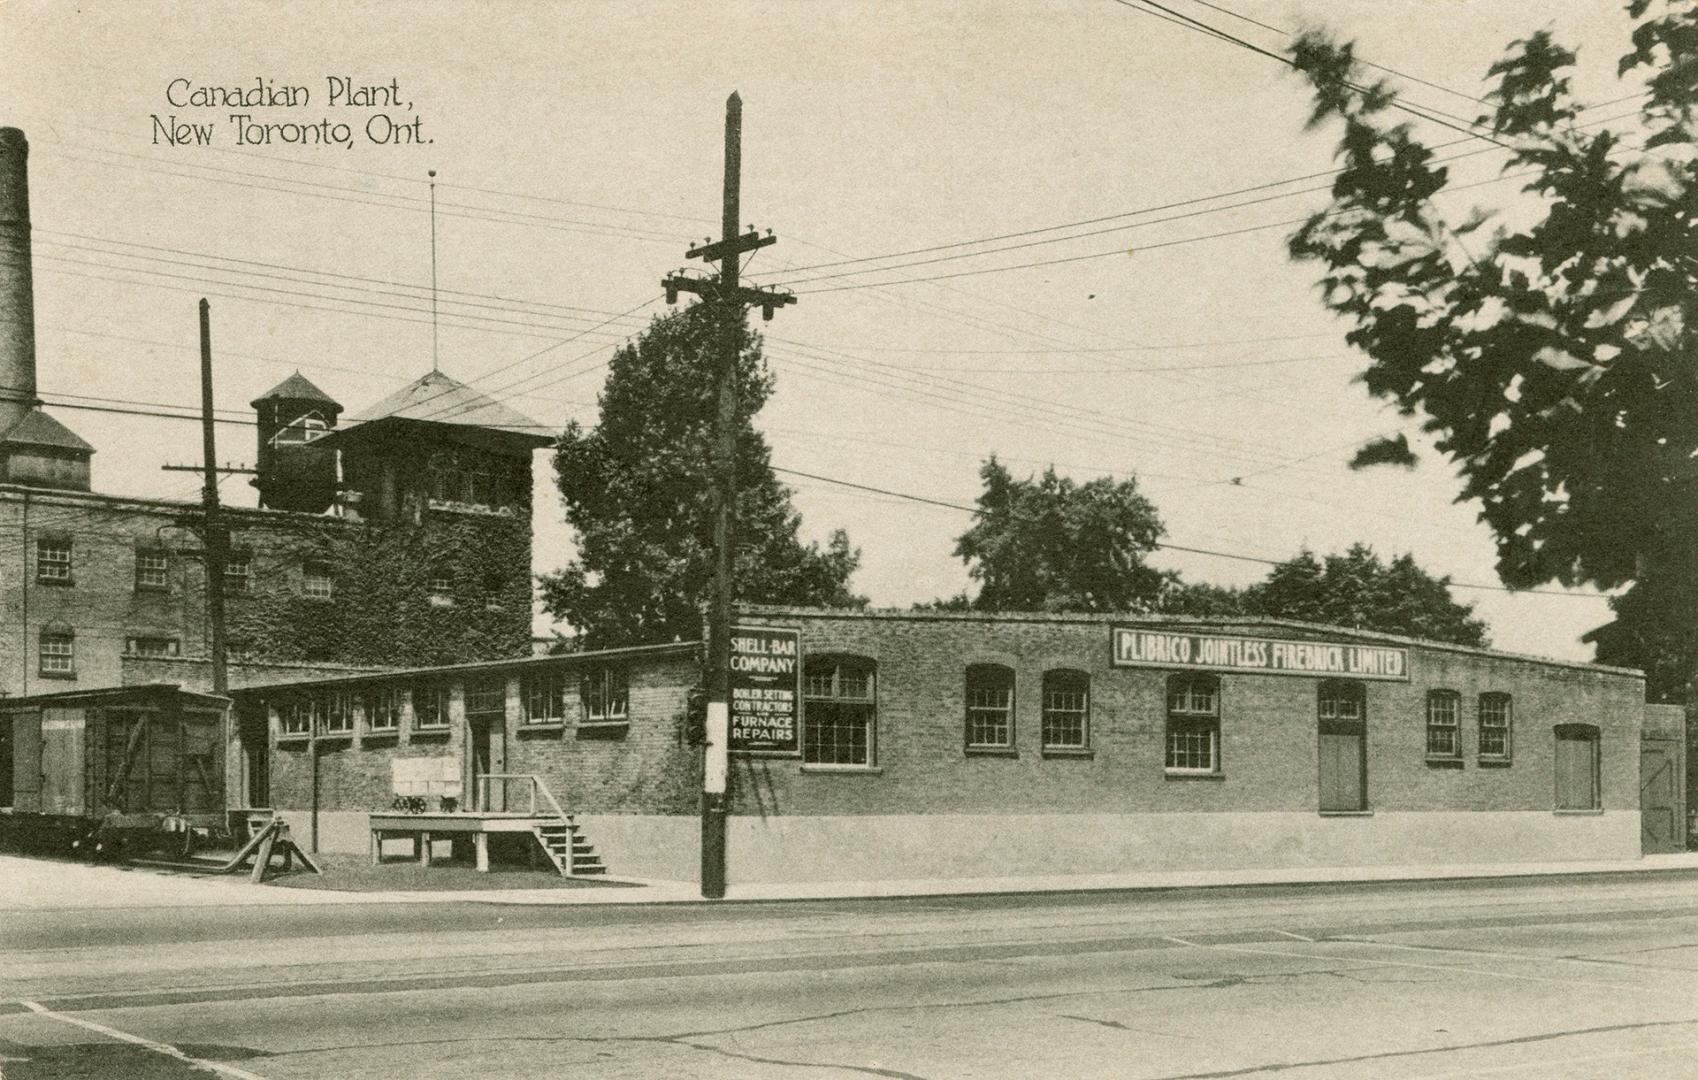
[228,605,1655,883]
[0,126,548,809]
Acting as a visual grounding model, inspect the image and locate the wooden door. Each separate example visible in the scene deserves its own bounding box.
[242,709,270,808]
[38,707,84,816]
[1641,740,1684,853]
[1319,729,1364,812]
[1555,727,1600,811]
[9,711,40,812]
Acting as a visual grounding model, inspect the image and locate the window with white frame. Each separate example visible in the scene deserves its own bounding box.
[302,561,335,599]
[224,552,251,594]
[365,686,401,732]
[1165,674,1220,772]
[1426,690,1461,759]
[320,690,354,735]
[125,636,180,659]
[38,627,74,676]
[1041,669,1090,751]
[36,538,71,583]
[524,669,568,723]
[803,656,876,766]
[964,664,1015,750]
[1479,693,1512,762]
[413,685,449,729]
[135,549,170,591]
[582,666,628,724]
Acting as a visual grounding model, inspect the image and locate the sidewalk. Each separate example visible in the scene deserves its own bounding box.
[6,851,1698,911]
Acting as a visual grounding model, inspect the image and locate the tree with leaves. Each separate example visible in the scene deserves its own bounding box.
[1285,4,1698,699]
[1157,545,1487,647]
[540,306,863,648]
[952,457,1168,612]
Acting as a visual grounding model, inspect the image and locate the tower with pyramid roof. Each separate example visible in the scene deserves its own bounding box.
[251,371,343,513]
[319,369,551,523]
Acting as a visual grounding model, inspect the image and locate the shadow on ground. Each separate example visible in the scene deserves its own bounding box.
[265,851,638,892]
[0,1037,270,1079]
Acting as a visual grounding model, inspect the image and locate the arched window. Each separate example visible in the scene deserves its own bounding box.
[964,664,1016,750]
[1165,674,1220,773]
[1554,724,1600,810]
[803,656,876,766]
[1425,690,1461,760]
[1318,680,1367,812]
[1478,693,1512,762]
[37,624,74,678]
[1041,669,1090,751]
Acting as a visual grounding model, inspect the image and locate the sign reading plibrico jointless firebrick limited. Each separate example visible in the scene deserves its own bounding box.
[729,625,802,754]
[1111,627,1410,681]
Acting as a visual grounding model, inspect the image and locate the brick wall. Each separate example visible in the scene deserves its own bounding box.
[250,648,700,817]
[729,610,1645,819]
[503,653,699,815]
[0,488,531,700]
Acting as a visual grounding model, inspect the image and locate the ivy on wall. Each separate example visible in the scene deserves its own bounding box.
[222,511,531,667]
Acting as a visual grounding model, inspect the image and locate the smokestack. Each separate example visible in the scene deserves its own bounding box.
[0,127,40,433]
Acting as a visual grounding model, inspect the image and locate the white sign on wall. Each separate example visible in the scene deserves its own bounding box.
[391,756,462,797]
[1111,627,1410,681]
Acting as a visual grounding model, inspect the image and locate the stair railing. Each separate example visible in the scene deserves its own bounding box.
[472,773,570,823]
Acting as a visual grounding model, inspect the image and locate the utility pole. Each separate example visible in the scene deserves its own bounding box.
[663,92,795,900]
[197,299,229,700]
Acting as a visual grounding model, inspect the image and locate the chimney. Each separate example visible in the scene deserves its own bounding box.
[0,127,93,492]
[0,127,40,434]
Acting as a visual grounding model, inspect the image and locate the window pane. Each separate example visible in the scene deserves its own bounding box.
[965,666,1013,748]
[1480,695,1511,758]
[803,659,876,765]
[37,540,71,581]
[1426,692,1459,757]
[1041,672,1088,749]
[802,701,871,765]
[584,667,628,721]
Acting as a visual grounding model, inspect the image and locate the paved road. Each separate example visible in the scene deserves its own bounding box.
[5,872,1698,1079]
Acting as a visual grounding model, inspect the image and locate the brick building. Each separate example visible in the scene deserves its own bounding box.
[0,126,548,811]
[229,605,1654,883]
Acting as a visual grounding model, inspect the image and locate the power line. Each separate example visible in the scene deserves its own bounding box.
[37,229,657,327]
[791,133,1650,295]
[1111,0,1515,147]
[7,107,716,229]
[1179,0,1492,107]
[32,239,642,337]
[25,257,631,345]
[30,320,591,412]
[767,464,1607,599]
[763,101,1638,287]
[34,140,689,244]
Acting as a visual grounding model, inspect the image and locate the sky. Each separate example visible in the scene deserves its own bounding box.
[0,0,1656,660]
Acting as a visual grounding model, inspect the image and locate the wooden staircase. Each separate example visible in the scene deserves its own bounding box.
[476,773,605,877]
[531,818,606,876]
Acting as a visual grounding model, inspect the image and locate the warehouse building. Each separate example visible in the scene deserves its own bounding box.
[227,605,1662,883]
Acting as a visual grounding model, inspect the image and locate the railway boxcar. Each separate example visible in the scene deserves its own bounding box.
[0,684,230,856]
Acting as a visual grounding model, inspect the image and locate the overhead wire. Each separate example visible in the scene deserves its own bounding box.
[768,465,1605,598]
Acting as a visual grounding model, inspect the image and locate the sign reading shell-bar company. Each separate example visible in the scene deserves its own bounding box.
[729,625,802,754]
[1111,627,1410,681]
